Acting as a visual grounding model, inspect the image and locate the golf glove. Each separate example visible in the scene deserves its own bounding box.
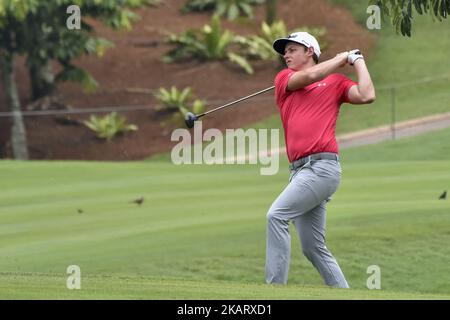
[348,49,363,65]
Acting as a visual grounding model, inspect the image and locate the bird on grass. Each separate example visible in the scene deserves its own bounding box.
[131,197,145,206]
[439,191,447,200]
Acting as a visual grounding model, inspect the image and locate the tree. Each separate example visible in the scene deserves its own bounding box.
[0,1,33,160]
[372,0,450,36]
[0,0,153,159]
[266,0,277,25]
[0,51,29,160]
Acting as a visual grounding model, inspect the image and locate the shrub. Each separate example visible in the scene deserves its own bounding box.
[155,86,206,126]
[182,0,265,21]
[163,15,253,73]
[155,86,194,112]
[236,21,328,67]
[83,112,138,141]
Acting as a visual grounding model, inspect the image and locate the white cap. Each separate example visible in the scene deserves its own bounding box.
[273,32,321,58]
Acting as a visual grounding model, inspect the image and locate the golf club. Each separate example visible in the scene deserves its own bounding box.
[184,85,275,128]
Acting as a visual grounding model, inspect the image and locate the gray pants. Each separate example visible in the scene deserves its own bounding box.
[265,159,349,288]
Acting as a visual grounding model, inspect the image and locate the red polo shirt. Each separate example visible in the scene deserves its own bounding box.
[274,68,357,163]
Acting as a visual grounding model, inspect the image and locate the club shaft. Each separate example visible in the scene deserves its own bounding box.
[197,85,275,118]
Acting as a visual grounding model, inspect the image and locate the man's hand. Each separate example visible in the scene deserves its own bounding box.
[335,51,349,67]
[348,49,363,65]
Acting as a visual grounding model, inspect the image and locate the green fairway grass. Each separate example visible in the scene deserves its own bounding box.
[1,274,449,299]
[1,127,450,299]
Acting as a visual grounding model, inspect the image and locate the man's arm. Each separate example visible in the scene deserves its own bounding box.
[347,59,376,104]
[287,52,348,91]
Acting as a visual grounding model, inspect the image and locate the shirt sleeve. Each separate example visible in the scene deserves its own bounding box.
[274,69,294,107]
[338,74,358,104]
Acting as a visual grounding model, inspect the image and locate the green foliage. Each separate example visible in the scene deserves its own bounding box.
[216,0,265,20]
[182,0,265,20]
[202,16,235,59]
[164,18,327,73]
[163,15,233,61]
[259,19,289,43]
[226,51,254,74]
[83,112,138,141]
[234,34,274,60]
[236,20,328,66]
[163,15,254,74]
[155,86,206,126]
[182,0,216,13]
[55,65,99,93]
[372,0,450,36]
[234,20,286,62]
[155,86,194,112]
[0,0,153,98]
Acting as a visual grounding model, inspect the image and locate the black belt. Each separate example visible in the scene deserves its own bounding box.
[289,152,339,171]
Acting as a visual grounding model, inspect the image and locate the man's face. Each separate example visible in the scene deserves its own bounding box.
[283,42,314,70]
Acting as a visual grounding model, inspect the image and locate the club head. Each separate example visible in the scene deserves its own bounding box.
[184,112,198,129]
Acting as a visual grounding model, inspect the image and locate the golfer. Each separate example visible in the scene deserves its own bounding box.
[266,32,375,288]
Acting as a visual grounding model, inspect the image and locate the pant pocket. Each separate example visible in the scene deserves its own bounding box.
[310,161,341,199]
[311,160,341,179]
